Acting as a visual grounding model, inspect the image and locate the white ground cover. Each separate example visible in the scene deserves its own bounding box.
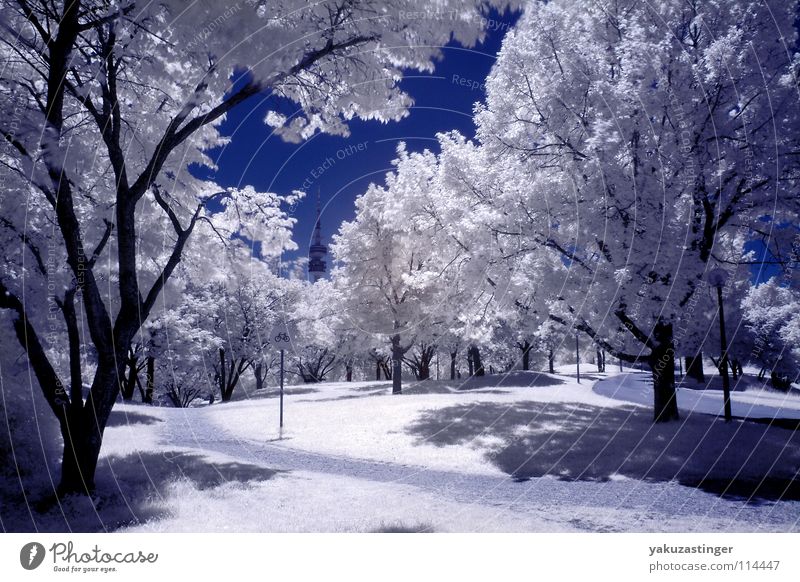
[4,370,800,533]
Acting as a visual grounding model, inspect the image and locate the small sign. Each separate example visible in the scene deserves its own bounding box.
[269,319,296,347]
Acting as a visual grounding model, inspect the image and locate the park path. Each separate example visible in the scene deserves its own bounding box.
[155,391,800,533]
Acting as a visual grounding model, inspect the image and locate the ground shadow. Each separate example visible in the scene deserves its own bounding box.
[370,521,433,533]
[679,375,759,392]
[232,387,319,401]
[406,400,800,503]
[403,371,565,395]
[7,451,283,532]
[254,387,319,399]
[302,391,387,403]
[351,382,394,392]
[106,409,163,427]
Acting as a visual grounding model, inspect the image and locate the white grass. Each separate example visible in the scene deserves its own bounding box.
[4,370,800,533]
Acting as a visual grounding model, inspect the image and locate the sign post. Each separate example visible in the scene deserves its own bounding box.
[279,348,284,428]
[274,328,291,429]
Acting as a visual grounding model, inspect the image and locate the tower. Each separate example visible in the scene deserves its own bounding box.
[308,193,328,283]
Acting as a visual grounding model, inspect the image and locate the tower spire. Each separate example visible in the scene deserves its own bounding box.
[314,189,322,246]
[308,189,328,283]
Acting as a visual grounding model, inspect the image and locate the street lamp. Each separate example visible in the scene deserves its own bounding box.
[707,268,732,422]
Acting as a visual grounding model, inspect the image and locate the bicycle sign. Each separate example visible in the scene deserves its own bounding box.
[270,322,293,431]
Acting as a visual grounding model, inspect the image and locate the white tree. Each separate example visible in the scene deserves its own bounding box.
[289,279,349,383]
[331,145,470,393]
[0,0,505,494]
[467,0,800,420]
[742,278,800,387]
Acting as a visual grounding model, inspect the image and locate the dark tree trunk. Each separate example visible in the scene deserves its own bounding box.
[651,321,680,423]
[254,362,265,391]
[58,410,102,496]
[218,348,228,401]
[382,360,392,380]
[450,350,457,380]
[405,344,435,380]
[376,359,382,381]
[518,340,532,371]
[122,350,138,401]
[596,349,604,373]
[143,356,154,404]
[345,362,353,382]
[57,358,125,495]
[467,352,474,376]
[218,349,250,400]
[391,334,403,394]
[417,362,430,380]
[731,359,741,380]
[684,353,705,383]
[468,345,484,377]
[548,349,555,374]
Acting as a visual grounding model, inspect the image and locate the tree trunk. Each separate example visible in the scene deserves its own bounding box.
[450,350,457,380]
[122,352,138,401]
[58,410,102,496]
[410,345,434,381]
[417,361,430,380]
[143,356,154,404]
[548,349,555,374]
[254,362,265,391]
[376,359,382,381]
[218,348,227,401]
[346,362,353,382]
[382,360,392,380]
[684,353,705,383]
[57,359,125,495]
[730,359,741,381]
[596,349,604,372]
[391,335,403,394]
[651,321,680,423]
[469,345,485,377]
[520,340,531,371]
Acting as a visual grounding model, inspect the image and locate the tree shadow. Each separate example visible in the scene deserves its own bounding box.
[406,401,800,504]
[302,391,387,403]
[679,375,759,392]
[256,387,319,398]
[402,371,566,395]
[106,410,163,427]
[232,387,318,400]
[9,451,284,532]
[351,382,394,392]
[370,521,434,533]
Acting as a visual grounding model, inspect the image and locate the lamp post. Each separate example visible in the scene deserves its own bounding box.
[707,268,732,422]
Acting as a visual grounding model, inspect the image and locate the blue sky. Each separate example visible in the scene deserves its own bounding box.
[192,11,519,270]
